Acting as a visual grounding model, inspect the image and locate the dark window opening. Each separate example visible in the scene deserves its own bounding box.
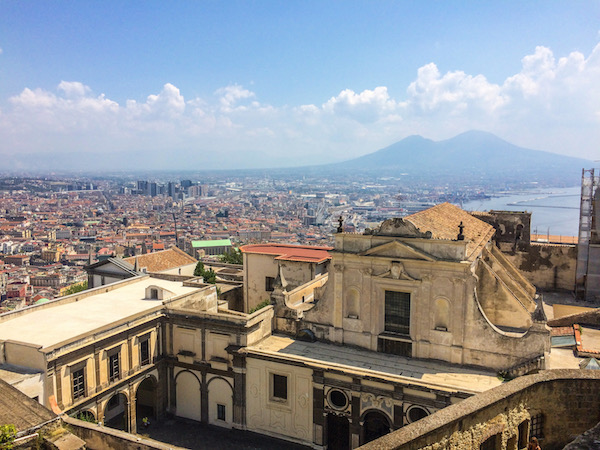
[385,291,410,335]
[518,420,529,448]
[107,394,120,410]
[530,413,544,439]
[363,411,391,445]
[109,353,120,382]
[329,389,348,409]
[480,434,500,450]
[272,374,287,400]
[217,404,226,421]
[150,288,158,299]
[72,368,85,400]
[407,406,429,423]
[140,339,150,366]
[265,276,275,292]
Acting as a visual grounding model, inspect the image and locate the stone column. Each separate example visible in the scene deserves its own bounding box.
[128,386,137,433]
[200,371,208,423]
[312,371,325,447]
[232,354,246,427]
[96,398,105,425]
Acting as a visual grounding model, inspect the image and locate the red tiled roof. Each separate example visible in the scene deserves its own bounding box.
[240,243,332,263]
[405,202,495,261]
[124,247,197,272]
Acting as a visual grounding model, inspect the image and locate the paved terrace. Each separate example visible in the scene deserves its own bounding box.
[0,277,199,348]
[247,335,502,394]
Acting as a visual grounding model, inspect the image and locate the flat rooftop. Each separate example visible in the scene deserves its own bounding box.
[0,278,198,349]
[247,335,502,394]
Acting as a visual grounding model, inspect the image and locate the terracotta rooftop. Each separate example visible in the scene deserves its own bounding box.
[124,247,197,273]
[240,243,333,263]
[405,202,495,260]
[0,377,56,432]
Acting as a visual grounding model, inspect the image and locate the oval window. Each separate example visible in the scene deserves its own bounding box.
[407,405,429,423]
[328,389,348,409]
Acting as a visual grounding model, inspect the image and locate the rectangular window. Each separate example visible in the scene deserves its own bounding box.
[217,404,226,421]
[272,374,288,401]
[518,420,529,448]
[265,276,275,292]
[530,413,544,439]
[72,368,85,400]
[109,353,120,382]
[385,291,411,335]
[140,339,150,366]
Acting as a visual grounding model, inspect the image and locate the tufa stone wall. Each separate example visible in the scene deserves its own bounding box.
[500,242,577,291]
[359,370,600,450]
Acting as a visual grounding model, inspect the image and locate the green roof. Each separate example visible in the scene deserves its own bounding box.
[192,239,232,248]
[34,298,50,305]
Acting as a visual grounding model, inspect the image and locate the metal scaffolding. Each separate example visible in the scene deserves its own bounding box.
[575,168,600,300]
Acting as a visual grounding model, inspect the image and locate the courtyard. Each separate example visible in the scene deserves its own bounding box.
[138,416,311,450]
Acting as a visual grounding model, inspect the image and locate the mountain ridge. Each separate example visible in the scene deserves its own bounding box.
[326,130,590,184]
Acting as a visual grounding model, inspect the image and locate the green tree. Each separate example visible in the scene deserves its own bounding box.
[193,261,205,277]
[63,281,88,296]
[219,248,243,265]
[203,268,217,284]
[0,424,16,449]
[193,261,217,284]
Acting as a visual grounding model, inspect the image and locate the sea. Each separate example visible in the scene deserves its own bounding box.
[461,186,581,238]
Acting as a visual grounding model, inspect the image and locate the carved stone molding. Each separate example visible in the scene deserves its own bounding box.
[360,393,394,417]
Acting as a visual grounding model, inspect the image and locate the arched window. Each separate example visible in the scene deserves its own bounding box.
[434,298,450,331]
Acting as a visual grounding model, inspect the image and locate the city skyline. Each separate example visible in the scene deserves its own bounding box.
[1,1,599,169]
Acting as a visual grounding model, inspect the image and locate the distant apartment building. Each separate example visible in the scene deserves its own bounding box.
[42,247,63,262]
[6,281,27,299]
[237,230,272,241]
[4,254,30,266]
[30,273,67,288]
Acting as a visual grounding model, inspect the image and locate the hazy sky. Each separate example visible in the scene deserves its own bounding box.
[0,1,599,169]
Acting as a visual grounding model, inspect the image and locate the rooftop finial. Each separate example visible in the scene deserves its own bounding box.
[457,221,465,240]
[337,216,344,233]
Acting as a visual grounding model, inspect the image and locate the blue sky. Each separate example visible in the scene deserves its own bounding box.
[1,1,599,169]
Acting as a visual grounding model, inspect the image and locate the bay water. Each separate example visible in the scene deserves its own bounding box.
[461,186,581,238]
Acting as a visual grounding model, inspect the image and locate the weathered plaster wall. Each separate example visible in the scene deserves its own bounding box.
[246,359,313,443]
[500,242,577,291]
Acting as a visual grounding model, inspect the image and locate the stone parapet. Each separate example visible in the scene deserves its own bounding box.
[359,370,600,450]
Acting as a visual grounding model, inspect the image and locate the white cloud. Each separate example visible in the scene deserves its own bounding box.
[1,43,599,167]
[58,81,91,98]
[215,84,256,112]
[323,86,396,122]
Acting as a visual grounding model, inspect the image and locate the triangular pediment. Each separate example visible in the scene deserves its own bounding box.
[360,240,436,261]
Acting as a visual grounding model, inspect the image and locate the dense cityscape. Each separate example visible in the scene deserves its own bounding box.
[0,172,501,312]
[2,2,600,449]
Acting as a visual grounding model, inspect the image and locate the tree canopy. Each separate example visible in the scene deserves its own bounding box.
[194,261,217,284]
[219,248,243,265]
